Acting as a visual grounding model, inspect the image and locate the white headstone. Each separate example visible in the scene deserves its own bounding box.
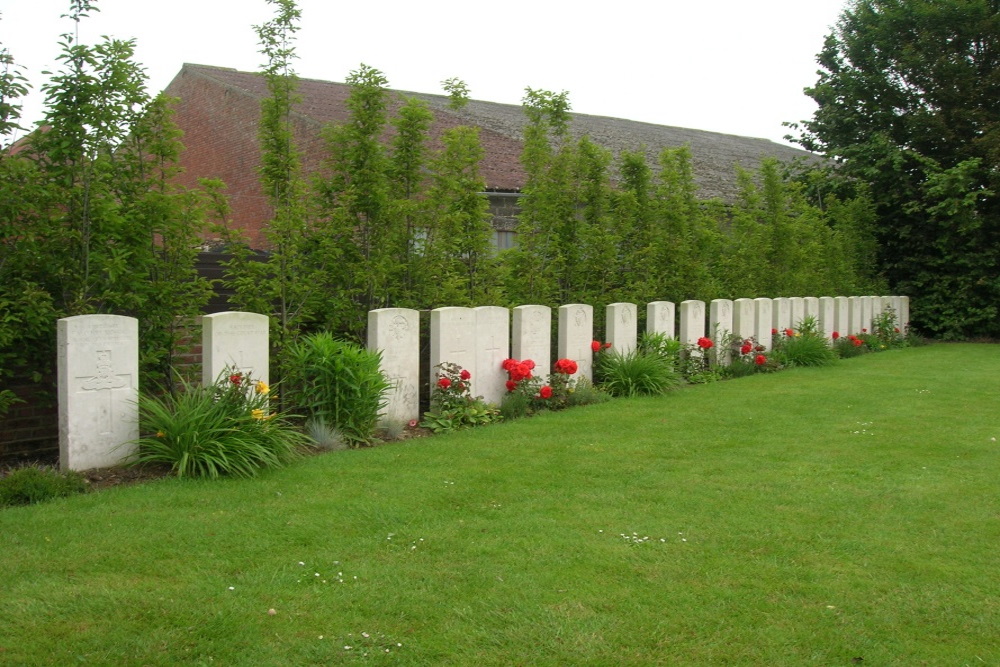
[899,296,911,333]
[818,297,836,341]
[429,307,477,388]
[804,297,820,325]
[871,295,884,324]
[754,298,773,351]
[847,296,863,335]
[772,297,791,332]
[733,298,756,341]
[646,301,675,339]
[833,296,849,337]
[709,299,733,365]
[558,304,594,381]
[860,296,874,333]
[474,306,510,405]
[202,311,270,387]
[789,297,805,330]
[512,305,551,374]
[606,303,637,355]
[368,308,420,426]
[888,296,903,328]
[58,315,139,471]
[679,300,706,347]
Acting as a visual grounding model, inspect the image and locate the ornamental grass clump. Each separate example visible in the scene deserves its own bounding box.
[594,347,681,397]
[132,370,307,479]
[284,333,391,445]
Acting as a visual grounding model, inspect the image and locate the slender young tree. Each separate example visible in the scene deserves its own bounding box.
[225,0,325,370]
[505,88,575,305]
[314,64,392,335]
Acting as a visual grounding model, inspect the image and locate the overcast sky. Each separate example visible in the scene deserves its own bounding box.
[2,0,847,147]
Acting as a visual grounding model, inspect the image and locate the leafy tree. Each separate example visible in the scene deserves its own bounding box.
[387,96,433,304]
[649,146,723,303]
[2,0,212,394]
[425,123,499,306]
[574,137,619,309]
[314,64,394,336]
[504,88,576,305]
[225,0,331,373]
[790,0,1000,338]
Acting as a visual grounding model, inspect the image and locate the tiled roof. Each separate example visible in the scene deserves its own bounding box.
[178,64,817,201]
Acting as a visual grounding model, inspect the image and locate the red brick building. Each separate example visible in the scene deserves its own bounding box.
[164,63,814,249]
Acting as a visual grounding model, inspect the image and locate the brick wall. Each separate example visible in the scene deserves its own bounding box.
[166,68,275,248]
[0,377,58,464]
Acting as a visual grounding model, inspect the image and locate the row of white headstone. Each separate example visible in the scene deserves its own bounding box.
[56,296,906,471]
[370,295,909,428]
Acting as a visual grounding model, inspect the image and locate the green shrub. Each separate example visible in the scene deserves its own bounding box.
[284,333,391,445]
[595,348,682,397]
[0,466,88,507]
[132,370,307,479]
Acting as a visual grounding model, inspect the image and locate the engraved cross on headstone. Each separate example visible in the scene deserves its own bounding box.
[77,350,132,435]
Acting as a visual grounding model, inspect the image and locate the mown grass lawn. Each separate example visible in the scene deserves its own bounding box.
[2,343,998,665]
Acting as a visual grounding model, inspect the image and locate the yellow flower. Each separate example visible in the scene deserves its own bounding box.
[155,431,165,438]
[251,408,266,420]
[255,380,270,395]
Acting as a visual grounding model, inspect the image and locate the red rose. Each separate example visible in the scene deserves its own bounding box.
[771,328,778,335]
[784,328,794,337]
[591,340,601,352]
[853,339,863,347]
[755,344,765,352]
[229,373,242,385]
[604,342,612,349]
[554,358,578,375]
[862,328,867,333]
[755,354,767,366]
[502,358,517,372]
[460,369,471,380]
[740,343,752,355]
[539,386,553,399]
[697,337,713,350]
[832,331,840,340]
[525,359,536,370]
[437,377,451,389]
[506,380,517,392]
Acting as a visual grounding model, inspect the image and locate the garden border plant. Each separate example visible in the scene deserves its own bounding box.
[130,367,308,479]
